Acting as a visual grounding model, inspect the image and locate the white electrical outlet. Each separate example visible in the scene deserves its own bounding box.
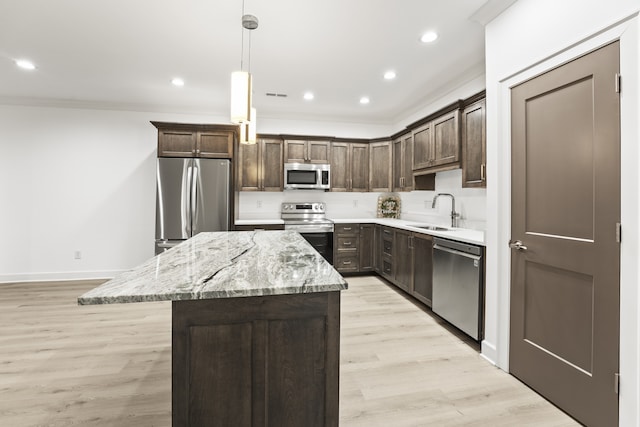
[353,200,358,208]
[74,250,82,260]
[257,200,262,208]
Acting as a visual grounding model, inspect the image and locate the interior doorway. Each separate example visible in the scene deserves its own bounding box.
[509,41,621,427]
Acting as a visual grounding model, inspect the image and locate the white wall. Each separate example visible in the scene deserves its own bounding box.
[484,0,639,425]
[239,169,487,231]
[0,105,167,281]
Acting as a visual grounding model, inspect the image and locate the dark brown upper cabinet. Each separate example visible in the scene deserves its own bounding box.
[152,122,235,159]
[461,97,487,188]
[330,142,369,192]
[369,141,392,192]
[412,121,433,170]
[412,109,461,173]
[237,138,283,191]
[284,139,330,164]
[393,133,413,192]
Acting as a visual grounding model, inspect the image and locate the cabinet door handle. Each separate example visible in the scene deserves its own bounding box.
[192,149,196,155]
[481,164,486,181]
[408,236,414,249]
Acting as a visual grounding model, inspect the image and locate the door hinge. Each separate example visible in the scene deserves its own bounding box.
[614,373,620,394]
[616,223,622,243]
[615,73,621,93]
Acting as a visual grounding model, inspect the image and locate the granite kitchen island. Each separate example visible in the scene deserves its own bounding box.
[79,230,347,427]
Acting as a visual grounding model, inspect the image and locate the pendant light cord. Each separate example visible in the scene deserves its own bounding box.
[240,0,245,71]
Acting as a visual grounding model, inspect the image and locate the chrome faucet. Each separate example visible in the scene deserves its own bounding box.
[432,193,460,228]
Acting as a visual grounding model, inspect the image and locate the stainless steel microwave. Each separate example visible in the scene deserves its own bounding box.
[284,163,330,190]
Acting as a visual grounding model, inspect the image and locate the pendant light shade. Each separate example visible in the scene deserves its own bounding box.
[239,107,257,145]
[230,71,252,124]
[247,108,257,143]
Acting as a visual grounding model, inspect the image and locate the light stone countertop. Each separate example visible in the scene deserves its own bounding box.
[235,218,285,225]
[78,231,347,305]
[331,218,485,246]
[235,217,485,246]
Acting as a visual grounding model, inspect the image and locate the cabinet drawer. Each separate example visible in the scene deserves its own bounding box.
[382,238,393,256]
[335,255,359,272]
[336,236,358,251]
[335,224,359,234]
[382,258,393,277]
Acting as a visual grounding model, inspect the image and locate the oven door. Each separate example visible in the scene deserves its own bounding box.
[299,231,333,264]
[284,224,334,264]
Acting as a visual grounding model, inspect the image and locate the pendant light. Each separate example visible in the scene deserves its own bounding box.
[239,107,257,145]
[230,2,258,145]
[230,71,252,124]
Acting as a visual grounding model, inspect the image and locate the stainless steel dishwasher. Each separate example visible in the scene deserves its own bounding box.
[432,237,484,340]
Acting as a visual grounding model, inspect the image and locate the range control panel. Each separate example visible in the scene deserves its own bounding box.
[281,202,326,213]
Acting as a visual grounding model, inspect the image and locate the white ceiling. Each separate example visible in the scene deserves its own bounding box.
[0,0,514,124]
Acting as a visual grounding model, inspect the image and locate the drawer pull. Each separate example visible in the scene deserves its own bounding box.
[343,227,352,231]
[343,241,352,246]
[343,261,352,265]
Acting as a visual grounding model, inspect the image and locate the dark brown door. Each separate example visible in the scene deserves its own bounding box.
[510,42,620,427]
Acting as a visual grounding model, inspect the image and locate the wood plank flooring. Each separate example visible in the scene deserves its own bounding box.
[0,276,579,426]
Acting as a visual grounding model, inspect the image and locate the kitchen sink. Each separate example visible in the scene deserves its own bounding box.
[415,225,450,231]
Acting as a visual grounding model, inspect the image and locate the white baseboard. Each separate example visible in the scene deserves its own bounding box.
[0,270,124,284]
[481,340,498,366]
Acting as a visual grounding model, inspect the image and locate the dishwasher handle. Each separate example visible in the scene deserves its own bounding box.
[433,243,482,261]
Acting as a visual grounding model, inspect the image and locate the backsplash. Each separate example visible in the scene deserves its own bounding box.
[238,169,486,231]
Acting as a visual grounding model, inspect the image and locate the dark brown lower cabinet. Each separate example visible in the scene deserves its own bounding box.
[359,224,374,272]
[172,292,340,427]
[393,229,413,292]
[373,225,382,273]
[373,227,433,308]
[334,223,374,273]
[411,233,433,307]
[381,227,394,280]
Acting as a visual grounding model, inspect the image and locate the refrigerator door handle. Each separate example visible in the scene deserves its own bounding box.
[191,162,199,235]
[183,162,193,237]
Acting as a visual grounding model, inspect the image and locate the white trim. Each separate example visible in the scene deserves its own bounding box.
[492,16,639,426]
[0,270,123,284]
[480,340,498,365]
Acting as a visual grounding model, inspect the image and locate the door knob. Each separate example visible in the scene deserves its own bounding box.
[509,240,528,251]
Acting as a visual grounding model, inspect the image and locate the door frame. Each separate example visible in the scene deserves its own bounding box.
[486,16,639,425]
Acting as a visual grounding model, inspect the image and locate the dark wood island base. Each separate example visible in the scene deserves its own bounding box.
[172,291,341,427]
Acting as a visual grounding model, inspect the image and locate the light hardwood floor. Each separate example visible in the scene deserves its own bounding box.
[0,276,579,426]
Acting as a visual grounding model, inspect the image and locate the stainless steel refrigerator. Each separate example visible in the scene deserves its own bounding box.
[155,158,230,254]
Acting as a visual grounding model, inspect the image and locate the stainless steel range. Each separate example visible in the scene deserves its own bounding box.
[281,202,334,264]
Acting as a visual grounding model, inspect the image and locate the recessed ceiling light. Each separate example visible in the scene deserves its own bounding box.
[359,97,370,105]
[15,59,36,70]
[384,71,396,80]
[420,31,438,43]
[304,92,314,101]
[171,78,185,87]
